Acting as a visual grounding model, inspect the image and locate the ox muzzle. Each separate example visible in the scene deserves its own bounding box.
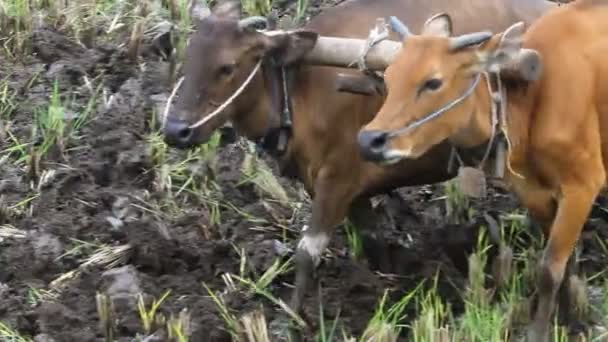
[357,130,390,162]
[163,117,195,149]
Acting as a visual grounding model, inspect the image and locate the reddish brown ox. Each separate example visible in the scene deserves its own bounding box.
[162,0,556,318]
[358,1,608,339]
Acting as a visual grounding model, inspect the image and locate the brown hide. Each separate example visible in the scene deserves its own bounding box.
[358,1,608,339]
[165,0,556,196]
[288,0,555,197]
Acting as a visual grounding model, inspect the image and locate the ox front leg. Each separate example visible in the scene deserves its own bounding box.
[508,175,556,236]
[290,173,355,317]
[528,183,600,342]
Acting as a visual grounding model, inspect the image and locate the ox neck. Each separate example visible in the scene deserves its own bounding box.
[450,75,495,148]
[255,59,294,158]
[448,72,509,178]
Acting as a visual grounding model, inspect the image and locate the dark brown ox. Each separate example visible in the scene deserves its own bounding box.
[162,0,555,319]
[358,1,608,340]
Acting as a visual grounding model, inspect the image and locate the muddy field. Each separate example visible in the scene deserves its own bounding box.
[0,0,606,341]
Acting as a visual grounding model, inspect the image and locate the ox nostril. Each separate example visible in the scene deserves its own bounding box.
[177,126,192,141]
[164,118,194,148]
[358,130,388,151]
[358,130,389,162]
[369,132,388,151]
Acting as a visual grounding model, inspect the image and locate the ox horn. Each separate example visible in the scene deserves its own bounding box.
[238,16,269,30]
[388,16,411,41]
[501,48,543,82]
[449,31,493,51]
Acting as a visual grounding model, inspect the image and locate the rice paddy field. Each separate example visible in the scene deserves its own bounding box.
[0,0,607,341]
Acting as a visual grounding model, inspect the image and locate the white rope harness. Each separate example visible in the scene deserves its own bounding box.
[352,18,389,72]
[161,60,263,130]
[189,60,262,129]
[162,76,184,129]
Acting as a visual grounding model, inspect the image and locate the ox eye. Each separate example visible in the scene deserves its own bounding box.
[422,78,443,91]
[218,64,236,77]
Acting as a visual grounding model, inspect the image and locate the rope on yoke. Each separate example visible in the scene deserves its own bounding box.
[351,17,390,73]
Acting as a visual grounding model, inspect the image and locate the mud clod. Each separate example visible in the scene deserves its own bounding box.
[31,232,64,264]
[0,1,605,341]
[101,266,143,301]
[34,333,57,342]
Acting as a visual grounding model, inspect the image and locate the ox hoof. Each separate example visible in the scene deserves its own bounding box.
[566,275,589,321]
[526,322,550,342]
[266,314,293,341]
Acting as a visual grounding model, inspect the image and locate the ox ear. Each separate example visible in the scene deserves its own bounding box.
[264,30,319,66]
[212,0,242,20]
[421,13,452,37]
[469,22,525,73]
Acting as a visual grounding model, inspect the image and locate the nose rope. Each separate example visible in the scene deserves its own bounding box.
[189,60,262,129]
[162,76,185,130]
[386,73,482,139]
